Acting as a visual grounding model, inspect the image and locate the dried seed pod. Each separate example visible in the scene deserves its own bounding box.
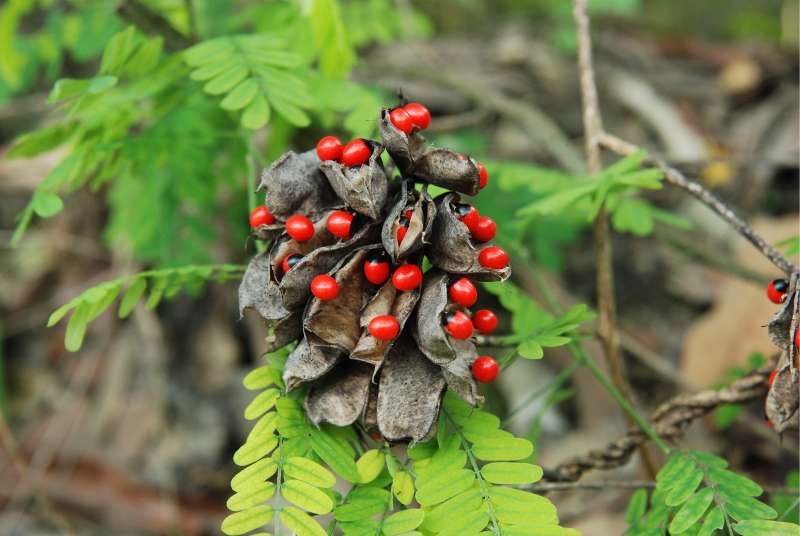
[427,193,511,281]
[305,360,374,427]
[259,149,339,221]
[377,337,446,442]
[765,272,799,432]
[379,108,481,195]
[283,337,341,391]
[320,140,389,219]
[441,340,483,406]
[381,180,436,262]
[239,252,291,322]
[413,269,459,365]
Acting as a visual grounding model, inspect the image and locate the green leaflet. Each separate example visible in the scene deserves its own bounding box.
[733,520,800,535]
[233,434,278,467]
[309,426,360,483]
[220,505,273,536]
[280,505,327,536]
[356,449,385,484]
[665,469,704,506]
[723,495,778,522]
[625,489,648,525]
[470,437,534,462]
[282,478,334,515]
[421,488,483,533]
[334,488,390,522]
[698,506,724,536]
[392,471,415,506]
[226,482,276,512]
[415,468,475,506]
[243,365,284,390]
[284,456,336,488]
[708,466,763,497]
[489,487,559,526]
[668,487,713,533]
[247,412,279,443]
[435,509,489,536]
[243,388,280,420]
[380,509,425,535]
[230,457,278,492]
[481,462,543,485]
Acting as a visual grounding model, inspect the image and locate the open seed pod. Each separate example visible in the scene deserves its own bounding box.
[765,272,799,433]
[320,140,389,219]
[428,193,511,281]
[259,149,339,221]
[381,180,436,262]
[379,108,481,195]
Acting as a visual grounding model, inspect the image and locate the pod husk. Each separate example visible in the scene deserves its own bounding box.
[259,149,339,220]
[305,360,374,427]
[381,180,436,263]
[320,140,389,220]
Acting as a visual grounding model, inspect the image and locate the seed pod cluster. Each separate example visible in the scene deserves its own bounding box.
[764,273,800,433]
[240,103,507,442]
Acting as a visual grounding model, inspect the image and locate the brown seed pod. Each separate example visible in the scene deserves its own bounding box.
[283,337,341,391]
[305,360,374,427]
[765,272,799,433]
[259,149,340,221]
[320,140,389,219]
[381,180,436,263]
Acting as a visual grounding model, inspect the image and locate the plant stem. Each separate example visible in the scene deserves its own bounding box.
[572,0,659,476]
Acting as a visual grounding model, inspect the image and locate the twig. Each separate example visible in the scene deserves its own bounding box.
[527,479,799,495]
[548,366,772,481]
[572,0,658,478]
[117,0,194,50]
[599,132,799,276]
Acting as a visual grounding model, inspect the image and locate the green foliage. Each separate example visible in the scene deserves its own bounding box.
[712,353,766,430]
[625,449,798,535]
[777,235,800,257]
[771,471,799,524]
[483,281,596,360]
[46,264,245,352]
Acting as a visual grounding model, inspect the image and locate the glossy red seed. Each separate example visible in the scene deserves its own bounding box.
[767,278,788,304]
[396,226,408,244]
[454,203,479,233]
[389,107,413,134]
[369,314,400,340]
[472,356,499,383]
[310,275,339,301]
[472,216,496,242]
[392,264,423,291]
[327,211,354,239]
[403,209,414,219]
[795,328,800,348]
[477,162,488,189]
[282,254,302,274]
[341,139,371,167]
[364,253,391,285]
[768,369,779,387]
[403,102,431,129]
[479,246,509,270]
[449,277,478,308]
[285,214,314,242]
[473,309,498,335]
[249,205,274,228]
[316,136,343,161]
[445,311,473,340]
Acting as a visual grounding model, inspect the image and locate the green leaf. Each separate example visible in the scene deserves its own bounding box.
[47,298,78,328]
[309,426,360,483]
[204,65,249,95]
[733,520,800,535]
[64,301,92,352]
[392,471,415,506]
[488,487,559,525]
[698,506,724,536]
[668,487,714,534]
[243,388,280,420]
[230,457,278,492]
[7,124,72,158]
[471,437,534,461]
[226,482,275,511]
[356,449,385,484]
[280,505,327,536]
[118,278,147,318]
[432,509,489,536]
[282,478,334,515]
[707,466,763,497]
[31,191,64,218]
[421,489,482,533]
[283,457,336,488]
[415,468,475,506]
[481,462,543,484]
[241,94,270,129]
[625,489,648,525]
[334,488,390,521]
[381,509,425,535]
[221,79,259,111]
[665,469,704,506]
[184,39,234,66]
[724,495,778,522]
[270,94,310,126]
[518,339,544,359]
[220,505,273,535]
[48,78,89,102]
[233,434,278,467]
[243,366,282,390]
[99,26,137,74]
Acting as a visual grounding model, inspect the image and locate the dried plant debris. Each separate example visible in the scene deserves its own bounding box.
[305,360,373,427]
[320,140,389,219]
[428,193,510,281]
[765,272,799,432]
[377,339,446,442]
[241,104,511,441]
[381,180,436,262]
[259,149,339,220]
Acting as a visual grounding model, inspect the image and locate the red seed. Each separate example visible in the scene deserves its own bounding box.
[479,246,509,270]
[310,275,339,301]
[341,139,371,167]
[281,254,302,274]
[249,205,274,228]
[363,252,391,285]
[476,162,488,189]
[369,314,401,340]
[326,211,354,239]
[454,203,479,233]
[389,108,413,134]
[767,278,788,304]
[449,277,478,308]
[392,264,423,291]
[316,136,343,161]
[403,102,431,129]
[472,356,499,383]
[768,369,779,387]
[445,311,473,340]
[396,226,408,244]
[472,216,496,242]
[795,328,800,348]
[285,214,314,242]
[473,309,498,335]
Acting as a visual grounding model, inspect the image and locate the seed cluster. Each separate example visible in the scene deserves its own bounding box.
[240,103,510,441]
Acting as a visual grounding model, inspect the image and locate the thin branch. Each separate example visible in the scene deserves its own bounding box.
[599,132,799,276]
[548,366,773,481]
[572,0,658,478]
[117,0,194,50]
